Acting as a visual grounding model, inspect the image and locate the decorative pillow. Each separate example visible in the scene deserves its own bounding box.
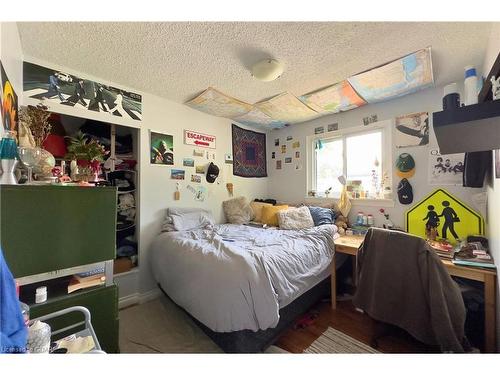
[249,201,273,222]
[223,197,254,224]
[277,206,315,230]
[261,205,289,227]
[162,207,215,232]
[308,206,337,226]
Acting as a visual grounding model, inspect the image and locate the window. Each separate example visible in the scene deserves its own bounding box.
[309,121,391,199]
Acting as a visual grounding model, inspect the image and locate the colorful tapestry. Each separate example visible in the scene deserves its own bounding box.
[232,124,267,178]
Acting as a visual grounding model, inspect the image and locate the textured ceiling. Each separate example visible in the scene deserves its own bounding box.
[17,22,493,105]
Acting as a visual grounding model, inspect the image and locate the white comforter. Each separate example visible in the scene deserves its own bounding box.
[151,224,337,332]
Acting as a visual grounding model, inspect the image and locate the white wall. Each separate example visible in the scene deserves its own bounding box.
[20,56,269,298]
[483,22,500,351]
[0,22,23,137]
[267,85,486,228]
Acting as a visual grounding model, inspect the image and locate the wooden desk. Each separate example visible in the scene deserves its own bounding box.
[332,235,498,353]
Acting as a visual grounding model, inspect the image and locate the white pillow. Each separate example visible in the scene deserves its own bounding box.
[162,207,215,232]
[222,197,254,224]
[277,206,315,230]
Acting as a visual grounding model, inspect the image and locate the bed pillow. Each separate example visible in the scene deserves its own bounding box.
[261,205,289,227]
[277,206,315,230]
[249,201,273,222]
[162,207,215,232]
[223,196,254,224]
[308,206,337,226]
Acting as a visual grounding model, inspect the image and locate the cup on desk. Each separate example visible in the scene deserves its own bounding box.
[27,320,51,354]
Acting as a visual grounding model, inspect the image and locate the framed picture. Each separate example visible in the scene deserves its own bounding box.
[150,130,174,165]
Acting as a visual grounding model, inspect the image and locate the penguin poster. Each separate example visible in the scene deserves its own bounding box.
[406,189,484,244]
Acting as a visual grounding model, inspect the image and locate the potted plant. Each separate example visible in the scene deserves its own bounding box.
[65,131,108,181]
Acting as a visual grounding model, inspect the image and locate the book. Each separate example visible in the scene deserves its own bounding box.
[68,275,106,294]
[452,259,496,269]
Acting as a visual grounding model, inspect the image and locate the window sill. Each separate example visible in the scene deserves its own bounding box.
[304,196,395,207]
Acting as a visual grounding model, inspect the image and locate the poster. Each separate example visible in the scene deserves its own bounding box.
[1,61,19,138]
[23,61,142,121]
[184,129,216,149]
[428,149,464,185]
[395,112,429,147]
[183,158,195,167]
[150,131,174,165]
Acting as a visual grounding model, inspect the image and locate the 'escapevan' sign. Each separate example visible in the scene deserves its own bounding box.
[184,130,216,149]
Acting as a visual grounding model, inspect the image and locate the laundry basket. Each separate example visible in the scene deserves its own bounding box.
[35,306,105,354]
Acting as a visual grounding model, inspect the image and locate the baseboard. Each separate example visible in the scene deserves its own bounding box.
[118,287,162,309]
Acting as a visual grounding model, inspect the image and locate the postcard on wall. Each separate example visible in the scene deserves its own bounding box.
[195,165,205,174]
[171,169,185,180]
[195,186,207,201]
[428,149,464,185]
[193,149,205,157]
[271,152,276,159]
[285,157,292,164]
[292,141,300,149]
[224,154,233,164]
[276,160,282,170]
[295,151,300,158]
[314,126,324,135]
[281,145,287,154]
[183,158,195,167]
[395,112,429,147]
[295,163,303,171]
[191,174,201,183]
[286,135,293,141]
[274,138,280,146]
[327,123,338,132]
[363,114,378,125]
[150,131,174,165]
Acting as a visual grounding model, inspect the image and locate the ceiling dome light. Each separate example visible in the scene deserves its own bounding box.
[251,59,284,82]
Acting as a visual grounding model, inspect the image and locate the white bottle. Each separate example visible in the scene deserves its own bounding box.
[464,66,479,106]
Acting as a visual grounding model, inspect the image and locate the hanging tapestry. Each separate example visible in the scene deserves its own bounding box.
[232,124,267,178]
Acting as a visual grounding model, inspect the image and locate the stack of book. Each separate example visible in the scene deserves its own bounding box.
[68,268,106,294]
[452,241,496,269]
[427,239,455,259]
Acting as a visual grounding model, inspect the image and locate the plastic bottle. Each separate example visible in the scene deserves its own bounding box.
[464,66,479,106]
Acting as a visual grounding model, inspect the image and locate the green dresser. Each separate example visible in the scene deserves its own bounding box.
[0,185,120,353]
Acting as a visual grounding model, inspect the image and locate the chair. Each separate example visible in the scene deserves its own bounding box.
[352,227,468,352]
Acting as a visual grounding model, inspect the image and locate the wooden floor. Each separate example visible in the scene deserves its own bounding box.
[275,299,440,353]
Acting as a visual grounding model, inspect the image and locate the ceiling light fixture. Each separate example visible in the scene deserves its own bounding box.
[251,59,284,82]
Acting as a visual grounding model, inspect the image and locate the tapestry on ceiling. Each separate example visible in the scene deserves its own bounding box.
[232,124,267,178]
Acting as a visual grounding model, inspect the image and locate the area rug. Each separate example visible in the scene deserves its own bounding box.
[119,295,287,353]
[232,123,267,178]
[303,327,380,354]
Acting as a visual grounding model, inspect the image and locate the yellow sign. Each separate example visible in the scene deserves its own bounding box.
[406,189,484,244]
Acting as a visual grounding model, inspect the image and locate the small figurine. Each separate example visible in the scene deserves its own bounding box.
[491,75,500,100]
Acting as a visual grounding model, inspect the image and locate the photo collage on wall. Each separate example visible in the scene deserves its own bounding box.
[23,61,142,121]
[274,134,302,171]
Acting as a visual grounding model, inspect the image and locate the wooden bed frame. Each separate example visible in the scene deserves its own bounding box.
[158,277,331,353]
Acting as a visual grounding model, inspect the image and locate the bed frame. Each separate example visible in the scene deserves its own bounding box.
[158,276,331,353]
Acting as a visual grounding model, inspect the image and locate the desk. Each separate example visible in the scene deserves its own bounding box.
[332,235,498,353]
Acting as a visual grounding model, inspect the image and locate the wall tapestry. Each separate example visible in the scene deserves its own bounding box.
[1,61,19,138]
[406,189,484,245]
[23,61,142,121]
[395,111,429,147]
[232,124,267,178]
[150,130,174,165]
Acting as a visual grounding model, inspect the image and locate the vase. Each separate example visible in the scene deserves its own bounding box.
[0,159,19,184]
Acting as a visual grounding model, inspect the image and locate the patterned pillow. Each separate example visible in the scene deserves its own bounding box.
[277,206,315,230]
[223,197,254,224]
[308,206,337,226]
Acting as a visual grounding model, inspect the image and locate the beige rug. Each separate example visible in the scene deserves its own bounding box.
[119,295,287,353]
[304,327,380,354]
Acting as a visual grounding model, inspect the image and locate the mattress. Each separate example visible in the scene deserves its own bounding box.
[151,223,338,332]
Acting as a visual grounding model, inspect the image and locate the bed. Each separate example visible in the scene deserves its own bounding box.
[151,222,341,352]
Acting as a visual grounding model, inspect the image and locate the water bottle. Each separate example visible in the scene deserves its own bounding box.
[464,66,479,106]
